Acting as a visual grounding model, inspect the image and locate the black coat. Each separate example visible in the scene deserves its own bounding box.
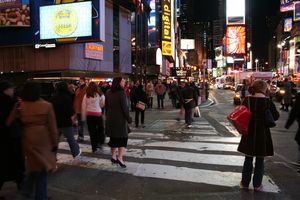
[132,87,147,105]
[180,86,197,110]
[105,89,132,138]
[286,93,300,145]
[51,92,74,128]
[238,97,279,157]
[0,93,24,184]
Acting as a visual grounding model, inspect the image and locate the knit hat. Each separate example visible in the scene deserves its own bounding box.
[0,81,14,93]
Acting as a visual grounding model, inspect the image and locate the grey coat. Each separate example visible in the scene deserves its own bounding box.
[105,89,132,138]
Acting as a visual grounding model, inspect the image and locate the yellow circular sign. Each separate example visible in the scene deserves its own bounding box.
[53,7,78,37]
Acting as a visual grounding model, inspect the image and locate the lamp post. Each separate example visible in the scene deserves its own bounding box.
[255,59,259,72]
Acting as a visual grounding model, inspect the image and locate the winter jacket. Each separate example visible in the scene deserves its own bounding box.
[105,89,132,138]
[238,96,279,157]
[81,94,105,121]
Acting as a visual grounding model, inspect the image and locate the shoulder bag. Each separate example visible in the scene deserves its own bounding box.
[227,97,252,135]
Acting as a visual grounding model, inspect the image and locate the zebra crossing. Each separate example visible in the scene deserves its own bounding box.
[56,119,280,193]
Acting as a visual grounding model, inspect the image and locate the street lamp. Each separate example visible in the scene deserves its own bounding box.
[255,59,259,72]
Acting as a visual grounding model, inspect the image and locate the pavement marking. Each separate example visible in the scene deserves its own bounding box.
[56,153,280,193]
[143,141,239,152]
[129,132,240,144]
[59,142,244,166]
[76,137,238,152]
[221,122,240,136]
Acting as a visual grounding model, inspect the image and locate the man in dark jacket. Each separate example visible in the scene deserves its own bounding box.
[132,84,147,128]
[0,81,24,194]
[285,92,300,166]
[51,82,81,159]
[180,82,197,128]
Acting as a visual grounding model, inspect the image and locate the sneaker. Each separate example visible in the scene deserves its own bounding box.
[74,149,82,159]
[254,185,263,192]
[185,124,192,129]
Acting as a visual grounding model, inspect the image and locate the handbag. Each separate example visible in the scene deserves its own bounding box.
[265,99,276,128]
[136,101,146,111]
[227,98,252,135]
[194,106,201,118]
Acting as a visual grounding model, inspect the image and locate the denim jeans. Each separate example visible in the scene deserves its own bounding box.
[58,127,80,157]
[185,109,193,125]
[242,156,264,187]
[76,114,85,138]
[86,116,105,152]
[22,171,48,200]
[135,109,145,126]
[157,95,164,108]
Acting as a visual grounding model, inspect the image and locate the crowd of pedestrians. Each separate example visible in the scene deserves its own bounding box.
[3,76,300,198]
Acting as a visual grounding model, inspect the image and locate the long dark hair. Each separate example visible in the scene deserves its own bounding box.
[21,82,41,102]
[111,77,123,92]
[86,82,101,98]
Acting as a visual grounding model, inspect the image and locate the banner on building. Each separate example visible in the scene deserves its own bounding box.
[226,26,246,55]
[0,0,30,27]
[284,18,293,32]
[280,0,294,12]
[161,0,173,56]
[85,43,103,60]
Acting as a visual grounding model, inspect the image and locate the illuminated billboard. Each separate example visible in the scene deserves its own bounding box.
[280,0,294,12]
[0,0,30,27]
[226,0,245,25]
[226,26,246,55]
[161,0,172,56]
[284,18,293,32]
[294,2,300,21]
[40,1,92,40]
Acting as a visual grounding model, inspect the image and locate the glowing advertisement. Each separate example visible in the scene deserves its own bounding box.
[148,0,155,27]
[161,0,172,56]
[0,0,30,27]
[284,18,293,32]
[40,1,92,40]
[294,2,300,21]
[226,26,246,55]
[85,43,103,60]
[226,0,245,25]
[280,0,294,12]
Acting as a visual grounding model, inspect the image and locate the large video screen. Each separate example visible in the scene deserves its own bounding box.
[226,0,245,25]
[40,1,92,40]
[0,0,30,27]
[226,26,246,55]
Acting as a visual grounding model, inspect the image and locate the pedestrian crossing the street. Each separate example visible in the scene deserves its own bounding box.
[56,119,280,193]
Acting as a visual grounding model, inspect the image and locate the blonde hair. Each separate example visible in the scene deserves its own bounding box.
[251,80,268,94]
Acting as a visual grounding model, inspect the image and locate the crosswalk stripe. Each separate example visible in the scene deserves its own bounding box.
[56,153,280,193]
[59,142,244,166]
[130,132,240,143]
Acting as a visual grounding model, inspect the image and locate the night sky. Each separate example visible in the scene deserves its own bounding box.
[194,0,280,62]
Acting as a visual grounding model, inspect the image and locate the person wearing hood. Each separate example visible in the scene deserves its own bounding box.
[0,81,24,196]
[51,81,81,160]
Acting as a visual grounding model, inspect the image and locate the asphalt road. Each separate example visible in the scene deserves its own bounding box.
[1,89,300,200]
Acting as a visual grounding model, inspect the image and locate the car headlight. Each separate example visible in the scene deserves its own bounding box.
[279,90,285,94]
